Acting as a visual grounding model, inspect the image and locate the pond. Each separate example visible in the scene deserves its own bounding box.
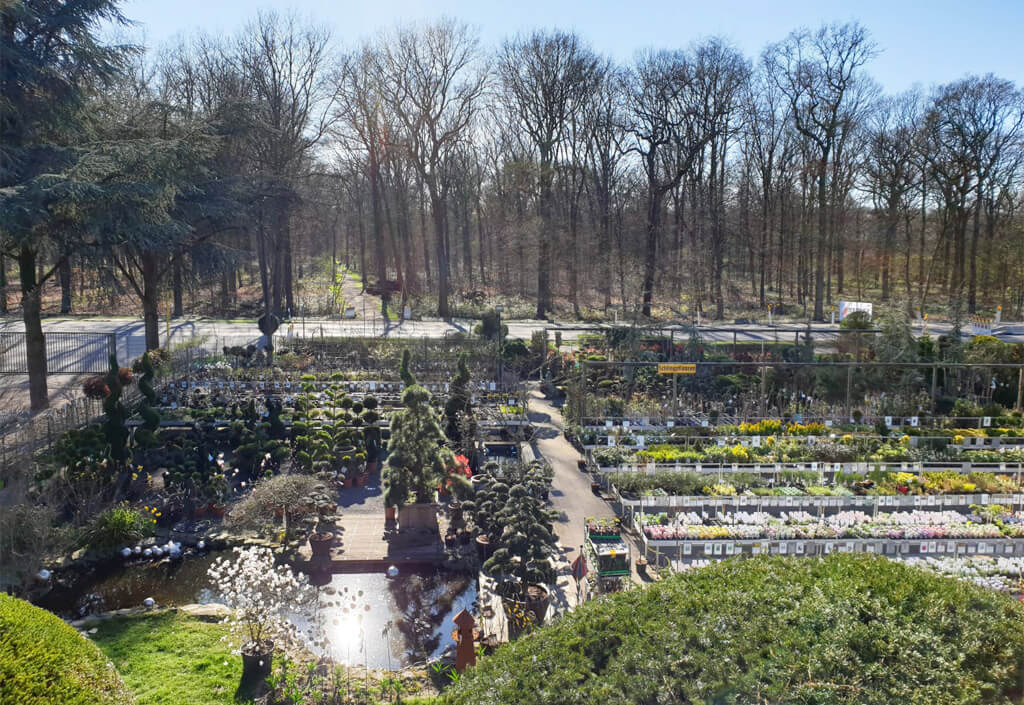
[36,552,476,669]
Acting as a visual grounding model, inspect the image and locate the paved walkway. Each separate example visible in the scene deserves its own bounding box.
[524,385,619,569]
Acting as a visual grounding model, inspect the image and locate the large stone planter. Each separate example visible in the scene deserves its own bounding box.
[397,503,439,533]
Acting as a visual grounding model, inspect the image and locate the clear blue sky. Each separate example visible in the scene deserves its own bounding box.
[117,0,1024,94]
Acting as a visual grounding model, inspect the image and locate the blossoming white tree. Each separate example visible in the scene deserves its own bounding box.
[207,547,314,663]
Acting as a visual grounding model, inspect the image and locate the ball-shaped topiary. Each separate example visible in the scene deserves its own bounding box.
[443,555,1024,705]
[0,595,134,705]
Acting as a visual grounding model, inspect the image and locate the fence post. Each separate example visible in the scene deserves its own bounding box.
[1017,367,1023,412]
[106,333,117,362]
[845,366,853,421]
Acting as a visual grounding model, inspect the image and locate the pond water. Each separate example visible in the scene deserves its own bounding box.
[36,553,476,669]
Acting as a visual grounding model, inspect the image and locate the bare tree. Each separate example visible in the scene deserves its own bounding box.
[378,19,486,320]
[235,11,337,319]
[765,22,877,320]
[498,30,601,318]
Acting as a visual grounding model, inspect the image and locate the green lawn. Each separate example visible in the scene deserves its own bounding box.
[91,612,242,705]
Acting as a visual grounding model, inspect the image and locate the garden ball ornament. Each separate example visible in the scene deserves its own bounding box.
[386,565,399,578]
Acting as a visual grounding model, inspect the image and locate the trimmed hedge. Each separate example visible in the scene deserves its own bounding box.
[443,555,1024,705]
[0,595,134,705]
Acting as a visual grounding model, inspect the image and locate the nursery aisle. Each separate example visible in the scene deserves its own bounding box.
[525,384,640,593]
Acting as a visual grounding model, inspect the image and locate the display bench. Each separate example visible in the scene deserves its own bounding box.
[641,535,1024,567]
[594,461,1024,476]
[611,485,1024,515]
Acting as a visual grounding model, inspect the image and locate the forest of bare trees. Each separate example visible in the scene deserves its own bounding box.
[6,12,1024,338]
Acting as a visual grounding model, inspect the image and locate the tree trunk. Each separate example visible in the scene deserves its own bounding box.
[432,191,450,319]
[20,246,48,412]
[0,253,7,315]
[59,256,72,314]
[536,163,553,319]
[141,252,161,351]
[370,151,386,286]
[172,256,183,317]
[968,192,980,313]
[641,178,661,318]
[813,162,827,321]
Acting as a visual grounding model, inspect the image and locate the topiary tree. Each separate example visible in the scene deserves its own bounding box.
[399,348,415,387]
[444,352,475,445]
[135,351,161,447]
[102,354,131,471]
[382,383,453,509]
[481,462,557,595]
[481,483,557,591]
[0,594,135,705]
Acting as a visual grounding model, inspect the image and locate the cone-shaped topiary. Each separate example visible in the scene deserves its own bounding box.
[382,382,453,509]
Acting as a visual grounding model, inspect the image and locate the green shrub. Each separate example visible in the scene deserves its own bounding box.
[0,595,134,705]
[80,503,155,552]
[443,555,1024,705]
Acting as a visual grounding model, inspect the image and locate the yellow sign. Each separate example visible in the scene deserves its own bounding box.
[658,363,696,375]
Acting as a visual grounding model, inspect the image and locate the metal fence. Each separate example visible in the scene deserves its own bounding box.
[0,347,211,482]
[0,332,120,375]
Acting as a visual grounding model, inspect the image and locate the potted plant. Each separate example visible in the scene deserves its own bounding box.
[381,358,452,532]
[207,547,314,689]
[308,488,338,559]
[482,469,558,628]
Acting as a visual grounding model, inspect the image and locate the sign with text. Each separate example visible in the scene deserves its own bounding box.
[657,363,697,375]
[839,300,873,321]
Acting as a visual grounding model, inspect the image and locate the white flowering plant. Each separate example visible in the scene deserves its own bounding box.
[207,546,315,656]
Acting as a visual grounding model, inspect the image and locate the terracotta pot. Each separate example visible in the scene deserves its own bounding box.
[385,506,397,522]
[309,532,334,558]
[475,534,492,560]
[240,640,274,687]
[209,503,226,518]
[343,476,354,488]
[356,472,369,487]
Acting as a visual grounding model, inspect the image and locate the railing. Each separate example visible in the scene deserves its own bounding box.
[0,347,211,480]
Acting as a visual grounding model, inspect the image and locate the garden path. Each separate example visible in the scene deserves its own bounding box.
[524,385,644,592]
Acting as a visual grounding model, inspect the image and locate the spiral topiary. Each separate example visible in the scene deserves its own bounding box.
[102,354,130,467]
[135,351,161,447]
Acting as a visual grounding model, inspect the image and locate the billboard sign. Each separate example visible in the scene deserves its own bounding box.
[839,301,872,322]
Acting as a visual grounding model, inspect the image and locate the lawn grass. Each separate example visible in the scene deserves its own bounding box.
[90,611,242,705]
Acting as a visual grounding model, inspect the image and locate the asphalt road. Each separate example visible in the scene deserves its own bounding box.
[0,314,1020,380]
[1,314,1013,344]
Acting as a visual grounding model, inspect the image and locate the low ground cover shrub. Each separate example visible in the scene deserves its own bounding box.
[0,595,134,705]
[442,555,1024,705]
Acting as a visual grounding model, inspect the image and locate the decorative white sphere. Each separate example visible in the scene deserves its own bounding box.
[143,548,153,557]
[121,547,132,558]
[143,597,155,608]
[152,547,163,557]
[133,546,142,555]
[386,565,399,578]
[37,569,51,581]
[196,540,206,550]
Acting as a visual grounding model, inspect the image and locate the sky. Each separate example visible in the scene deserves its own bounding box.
[116,0,1024,94]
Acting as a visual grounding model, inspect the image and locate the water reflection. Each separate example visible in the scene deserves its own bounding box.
[314,572,476,669]
[36,554,475,670]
